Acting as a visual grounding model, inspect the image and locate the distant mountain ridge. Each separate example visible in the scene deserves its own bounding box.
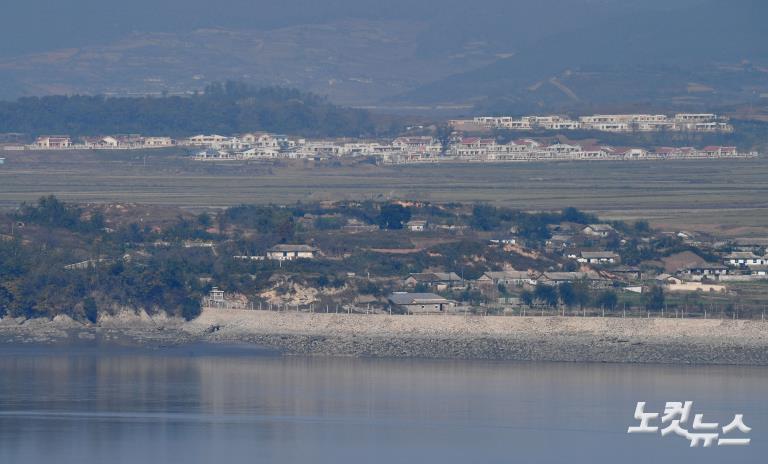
[0,0,765,113]
[397,0,768,111]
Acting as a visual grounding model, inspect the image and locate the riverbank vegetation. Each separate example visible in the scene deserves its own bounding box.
[0,196,764,323]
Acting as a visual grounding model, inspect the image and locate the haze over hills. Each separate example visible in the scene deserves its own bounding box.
[1,0,766,114]
[403,0,768,113]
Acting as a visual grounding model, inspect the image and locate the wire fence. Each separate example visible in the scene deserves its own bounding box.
[203,300,768,321]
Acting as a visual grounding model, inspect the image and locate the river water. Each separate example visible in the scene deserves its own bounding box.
[0,344,764,463]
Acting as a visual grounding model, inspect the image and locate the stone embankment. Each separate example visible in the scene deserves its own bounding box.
[184,309,768,365]
[2,308,768,365]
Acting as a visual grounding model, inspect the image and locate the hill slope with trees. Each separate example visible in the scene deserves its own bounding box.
[0,82,389,138]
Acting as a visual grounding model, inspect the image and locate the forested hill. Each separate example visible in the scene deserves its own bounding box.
[0,83,384,138]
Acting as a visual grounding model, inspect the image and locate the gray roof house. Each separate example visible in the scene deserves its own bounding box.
[476,270,537,286]
[404,272,463,289]
[582,224,615,237]
[388,292,455,313]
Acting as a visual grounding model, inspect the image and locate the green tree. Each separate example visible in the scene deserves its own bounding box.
[197,213,213,228]
[436,124,453,155]
[558,282,576,307]
[0,285,13,318]
[572,278,592,309]
[520,289,534,307]
[644,286,665,311]
[534,285,559,308]
[595,290,618,311]
[377,204,411,230]
[83,297,98,323]
[633,220,651,233]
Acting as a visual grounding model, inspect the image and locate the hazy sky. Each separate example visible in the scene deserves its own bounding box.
[0,0,710,58]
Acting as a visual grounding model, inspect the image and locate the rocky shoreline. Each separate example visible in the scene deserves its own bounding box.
[2,308,768,365]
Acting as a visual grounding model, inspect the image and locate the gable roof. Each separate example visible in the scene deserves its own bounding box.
[407,272,461,282]
[388,293,451,305]
[268,244,316,253]
[482,270,532,280]
[581,251,619,259]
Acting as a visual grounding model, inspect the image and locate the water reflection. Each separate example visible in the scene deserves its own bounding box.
[0,345,765,464]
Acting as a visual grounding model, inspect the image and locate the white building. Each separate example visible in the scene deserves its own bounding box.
[406,220,427,232]
[266,244,317,261]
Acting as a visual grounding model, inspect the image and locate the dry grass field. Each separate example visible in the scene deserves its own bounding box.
[2,149,768,235]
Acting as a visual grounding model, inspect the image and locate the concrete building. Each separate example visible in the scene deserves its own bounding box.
[388,292,455,313]
[577,251,620,264]
[724,252,765,267]
[266,244,317,261]
[406,220,427,232]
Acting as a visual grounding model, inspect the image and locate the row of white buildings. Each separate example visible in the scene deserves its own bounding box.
[191,132,756,164]
[386,138,755,164]
[456,113,733,133]
[194,135,442,161]
[25,134,175,150]
[18,131,756,166]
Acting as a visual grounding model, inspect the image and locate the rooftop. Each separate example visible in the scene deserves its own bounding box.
[268,244,316,252]
[388,292,451,305]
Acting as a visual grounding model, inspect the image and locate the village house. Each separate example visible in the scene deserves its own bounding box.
[342,218,378,233]
[608,265,642,281]
[655,273,683,285]
[744,265,768,276]
[581,224,615,238]
[35,135,72,149]
[489,237,517,245]
[724,252,766,267]
[266,244,317,261]
[701,146,737,157]
[406,220,427,232]
[476,270,537,287]
[388,292,455,314]
[102,136,120,148]
[63,258,112,270]
[450,137,498,161]
[392,136,442,154]
[676,263,729,279]
[546,233,575,251]
[144,137,174,147]
[538,271,608,287]
[576,251,620,265]
[239,147,282,159]
[241,132,282,149]
[404,272,463,291]
[186,134,229,148]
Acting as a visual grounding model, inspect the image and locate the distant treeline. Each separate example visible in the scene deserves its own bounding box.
[0,82,393,138]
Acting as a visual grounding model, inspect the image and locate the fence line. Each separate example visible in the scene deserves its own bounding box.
[202,301,768,321]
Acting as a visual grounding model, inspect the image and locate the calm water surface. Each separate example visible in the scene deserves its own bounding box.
[0,344,765,463]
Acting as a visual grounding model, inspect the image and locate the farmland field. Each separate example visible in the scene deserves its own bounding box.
[2,149,768,235]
